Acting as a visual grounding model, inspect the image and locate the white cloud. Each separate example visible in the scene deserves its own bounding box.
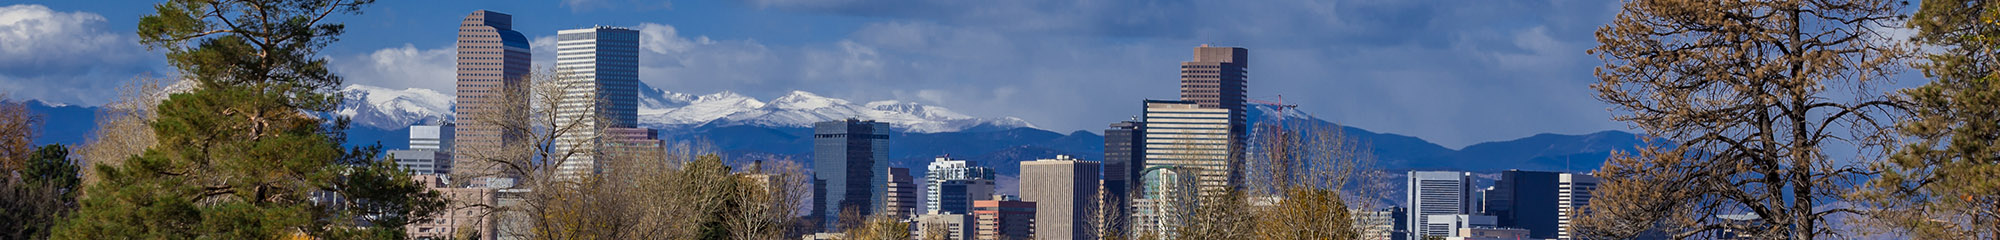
[0,4,160,105]
[331,44,457,94]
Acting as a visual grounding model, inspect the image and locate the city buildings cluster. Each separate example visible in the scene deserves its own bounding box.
[387,9,1606,240]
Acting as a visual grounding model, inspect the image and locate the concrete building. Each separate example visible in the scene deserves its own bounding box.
[410,124,454,151]
[550,26,641,179]
[1447,227,1531,240]
[974,197,1036,240]
[1487,170,1563,239]
[1019,155,1101,240]
[1101,120,1143,235]
[928,157,997,214]
[1141,100,1236,196]
[451,10,530,178]
[389,150,453,175]
[1356,207,1407,240]
[886,167,921,218]
[916,211,973,240]
[600,127,662,169]
[1409,171,1474,240]
[407,175,500,240]
[1557,173,1600,240]
[1132,165,1199,238]
[812,119,890,231]
[1425,214,1498,238]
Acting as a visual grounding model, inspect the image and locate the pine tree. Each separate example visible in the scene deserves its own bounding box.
[51,0,443,239]
[1856,0,2000,238]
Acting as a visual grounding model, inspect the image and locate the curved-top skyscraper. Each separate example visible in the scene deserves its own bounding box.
[453,10,531,178]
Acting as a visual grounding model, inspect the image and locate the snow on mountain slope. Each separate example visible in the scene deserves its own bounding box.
[337,85,453,129]
[334,82,1036,133]
[643,90,1036,133]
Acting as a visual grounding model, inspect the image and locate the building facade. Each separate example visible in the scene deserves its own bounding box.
[1141,100,1235,195]
[1557,173,1600,240]
[410,124,454,151]
[1408,171,1474,240]
[1101,120,1143,236]
[928,157,997,214]
[886,167,921,218]
[974,198,1036,240]
[1487,170,1562,238]
[811,119,890,231]
[407,175,499,240]
[550,26,641,179]
[1177,45,1248,193]
[1019,155,1101,240]
[389,150,453,175]
[916,211,974,240]
[452,10,530,178]
[1131,165,1199,238]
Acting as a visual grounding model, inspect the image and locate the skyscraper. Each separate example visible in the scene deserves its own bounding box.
[1178,45,1249,192]
[928,157,997,214]
[812,119,889,231]
[886,167,921,218]
[1101,120,1143,235]
[1141,100,1235,194]
[1487,170,1563,239]
[551,26,641,179]
[1408,171,1474,240]
[1179,46,1249,112]
[1557,173,1600,240]
[1020,155,1101,240]
[452,10,530,178]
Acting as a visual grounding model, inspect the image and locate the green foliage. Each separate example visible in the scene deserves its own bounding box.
[51,0,442,239]
[3,144,79,240]
[1858,0,2000,238]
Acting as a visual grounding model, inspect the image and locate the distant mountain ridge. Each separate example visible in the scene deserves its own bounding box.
[20,85,1652,179]
[328,83,1036,133]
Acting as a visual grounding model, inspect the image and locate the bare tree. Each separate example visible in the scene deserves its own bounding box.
[1579,0,1906,239]
[77,76,177,185]
[0,93,38,172]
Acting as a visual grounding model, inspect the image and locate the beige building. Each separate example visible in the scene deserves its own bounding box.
[973,198,1035,240]
[886,167,921,217]
[407,175,498,240]
[1019,155,1101,240]
[451,10,530,178]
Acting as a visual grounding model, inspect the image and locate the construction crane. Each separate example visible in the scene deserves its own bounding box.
[1248,95,1299,130]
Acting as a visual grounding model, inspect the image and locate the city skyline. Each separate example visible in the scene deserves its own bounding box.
[0,0,1699,149]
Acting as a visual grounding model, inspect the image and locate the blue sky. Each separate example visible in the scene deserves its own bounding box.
[2,0,1650,148]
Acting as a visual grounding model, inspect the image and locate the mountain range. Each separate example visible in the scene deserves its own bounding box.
[20,83,1653,186]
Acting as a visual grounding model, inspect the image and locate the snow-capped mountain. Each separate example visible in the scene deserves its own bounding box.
[640,89,1035,133]
[337,85,454,129]
[334,84,1036,133]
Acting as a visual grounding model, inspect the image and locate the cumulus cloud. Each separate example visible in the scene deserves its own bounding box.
[331,44,457,93]
[0,4,161,105]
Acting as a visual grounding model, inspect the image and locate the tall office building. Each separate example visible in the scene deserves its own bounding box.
[973,197,1036,240]
[1355,207,1408,240]
[1140,100,1235,195]
[1407,171,1473,240]
[1179,45,1249,112]
[388,150,452,175]
[1487,170,1563,239]
[602,127,663,163]
[1131,165,1199,238]
[410,124,455,151]
[1101,120,1143,235]
[886,167,922,218]
[452,10,530,178]
[812,119,890,231]
[928,157,997,214]
[1557,173,1600,240]
[1177,45,1249,191]
[1020,155,1101,240]
[550,26,641,179]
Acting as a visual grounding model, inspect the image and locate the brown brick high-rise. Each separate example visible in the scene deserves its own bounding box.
[453,10,531,178]
[1177,45,1247,191]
